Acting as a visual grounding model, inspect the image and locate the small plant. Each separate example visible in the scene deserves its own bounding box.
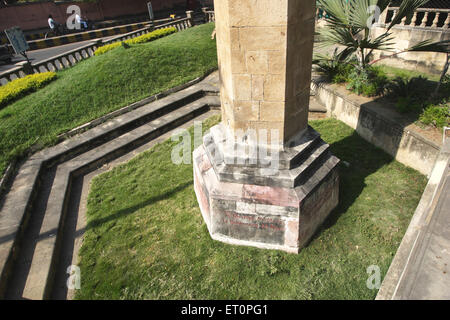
[313,49,354,83]
[0,72,57,109]
[395,97,422,114]
[346,67,388,97]
[419,104,450,129]
[439,74,450,97]
[386,76,434,113]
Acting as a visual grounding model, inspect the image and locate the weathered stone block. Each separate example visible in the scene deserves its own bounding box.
[193,124,340,253]
[246,51,268,75]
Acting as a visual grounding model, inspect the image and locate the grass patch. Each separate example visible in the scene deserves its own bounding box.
[0,23,217,176]
[76,117,427,300]
[378,65,441,82]
[314,57,449,129]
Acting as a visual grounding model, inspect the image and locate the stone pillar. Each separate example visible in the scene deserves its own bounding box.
[193,0,340,253]
[216,0,316,146]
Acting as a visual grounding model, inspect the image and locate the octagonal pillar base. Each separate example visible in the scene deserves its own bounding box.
[193,125,340,254]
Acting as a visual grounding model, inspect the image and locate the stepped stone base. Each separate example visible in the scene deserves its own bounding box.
[193,125,340,253]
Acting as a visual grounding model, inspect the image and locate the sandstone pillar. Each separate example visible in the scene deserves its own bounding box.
[193,0,340,253]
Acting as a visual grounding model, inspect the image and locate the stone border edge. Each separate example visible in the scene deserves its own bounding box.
[311,77,441,176]
[375,140,450,299]
[0,68,218,200]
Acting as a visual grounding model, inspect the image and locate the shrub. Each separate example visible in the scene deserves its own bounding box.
[346,67,388,97]
[313,50,354,83]
[439,74,450,97]
[0,72,57,109]
[94,42,122,56]
[386,76,433,113]
[395,97,422,114]
[125,27,177,45]
[94,27,178,56]
[419,105,450,129]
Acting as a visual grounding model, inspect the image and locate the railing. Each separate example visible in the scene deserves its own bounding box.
[0,14,197,86]
[102,26,152,45]
[202,8,215,23]
[384,7,450,29]
[0,41,100,85]
[154,17,193,31]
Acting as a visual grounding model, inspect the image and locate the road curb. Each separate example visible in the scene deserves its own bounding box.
[27,22,148,51]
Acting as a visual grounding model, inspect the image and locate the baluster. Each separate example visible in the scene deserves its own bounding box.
[432,12,440,28]
[401,15,407,26]
[64,56,72,67]
[420,11,429,27]
[411,12,418,26]
[444,13,450,28]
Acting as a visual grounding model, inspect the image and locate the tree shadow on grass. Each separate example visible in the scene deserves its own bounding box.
[309,129,395,243]
[85,180,193,231]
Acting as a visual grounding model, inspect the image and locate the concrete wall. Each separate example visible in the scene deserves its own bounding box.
[313,80,441,176]
[0,0,204,31]
[371,25,450,74]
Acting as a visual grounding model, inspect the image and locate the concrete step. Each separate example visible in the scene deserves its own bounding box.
[0,74,220,299]
[8,97,216,300]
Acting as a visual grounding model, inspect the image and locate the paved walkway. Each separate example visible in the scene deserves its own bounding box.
[377,140,450,299]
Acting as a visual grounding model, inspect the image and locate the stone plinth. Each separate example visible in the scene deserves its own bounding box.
[193,0,340,253]
[194,124,340,253]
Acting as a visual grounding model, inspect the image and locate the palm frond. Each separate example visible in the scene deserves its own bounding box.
[348,0,379,30]
[316,0,351,27]
[359,32,395,50]
[407,40,450,53]
[317,26,360,49]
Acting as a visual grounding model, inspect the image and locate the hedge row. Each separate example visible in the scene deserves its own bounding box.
[94,27,178,56]
[0,72,57,109]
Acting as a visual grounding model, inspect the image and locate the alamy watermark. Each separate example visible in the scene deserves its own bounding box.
[366,265,381,290]
[367,5,381,29]
[67,265,81,290]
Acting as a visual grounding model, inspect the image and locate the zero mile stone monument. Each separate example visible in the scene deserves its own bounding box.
[193,0,340,253]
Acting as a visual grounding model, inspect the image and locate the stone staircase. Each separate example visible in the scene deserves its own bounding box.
[0,73,220,300]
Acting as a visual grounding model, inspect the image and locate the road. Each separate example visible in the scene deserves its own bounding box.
[0,36,115,74]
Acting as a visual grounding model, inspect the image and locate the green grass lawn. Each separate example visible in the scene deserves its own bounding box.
[0,23,217,176]
[76,116,427,300]
[378,65,441,82]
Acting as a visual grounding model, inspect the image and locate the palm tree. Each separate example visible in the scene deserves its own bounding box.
[316,0,449,70]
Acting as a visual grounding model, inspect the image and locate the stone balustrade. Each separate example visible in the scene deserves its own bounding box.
[154,17,193,31]
[384,7,450,29]
[202,7,215,23]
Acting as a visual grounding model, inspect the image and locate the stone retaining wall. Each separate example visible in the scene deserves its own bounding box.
[312,80,441,176]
